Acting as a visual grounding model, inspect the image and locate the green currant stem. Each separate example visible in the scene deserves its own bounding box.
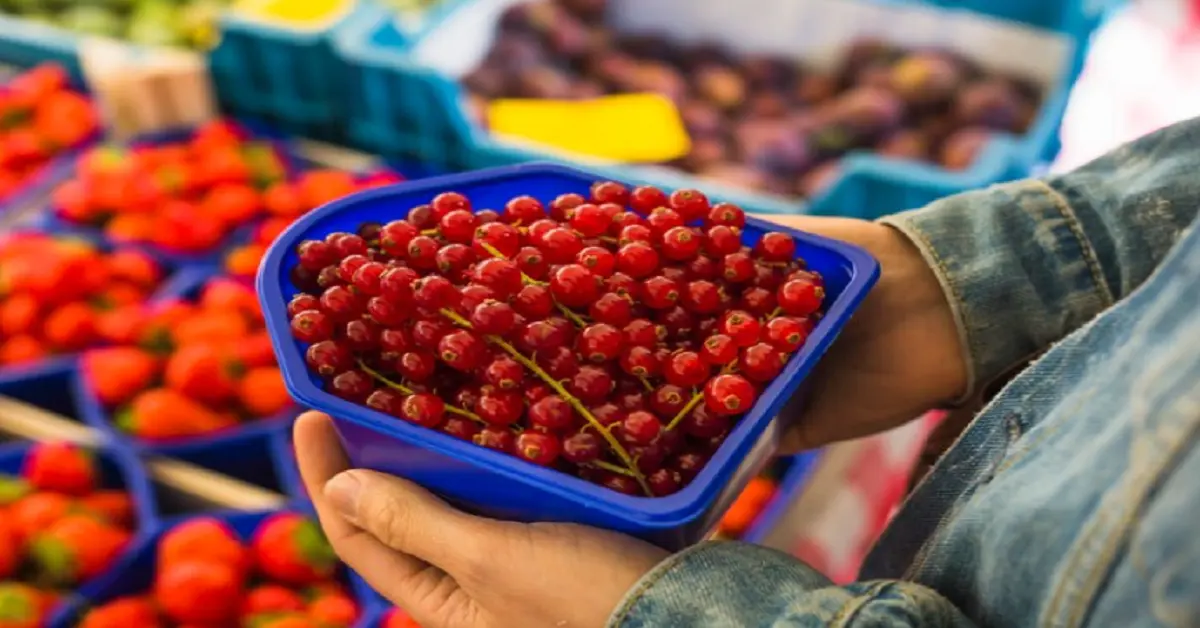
[599,236,619,244]
[592,460,636,477]
[439,308,652,496]
[420,228,440,236]
[665,361,738,433]
[476,240,589,329]
[358,361,486,424]
[636,375,654,392]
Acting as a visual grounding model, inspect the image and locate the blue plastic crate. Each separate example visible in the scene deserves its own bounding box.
[0,440,158,616]
[256,162,879,550]
[49,508,375,628]
[336,0,1114,219]
[72,266,299,459]
[270,422,310,501]
[0,15,82,83]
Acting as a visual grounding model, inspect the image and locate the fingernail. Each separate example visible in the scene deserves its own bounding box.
[324,471,362,525]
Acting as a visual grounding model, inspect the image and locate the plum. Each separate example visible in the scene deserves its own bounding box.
[954,78,1026,132]
[795,72,838,105]
[559,0,608,20]
[875,129,930,161]
[679,137,729,172]
[694,64,747,111]
[487,34,546,72]
[545,14,593,60]
[739,55,798,89]
[828,86,905,140]
[808,124,857,158]
[938,127,992,170]
[890,51,964,107]
[514,67,574,99]
[464,64,508,97]
[678,101,726,138]
[837,39,897,82]
[734,120,813,176]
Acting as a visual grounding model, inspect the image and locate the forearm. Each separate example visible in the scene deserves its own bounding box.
[880,118,1200,395]
[608,542,975,627]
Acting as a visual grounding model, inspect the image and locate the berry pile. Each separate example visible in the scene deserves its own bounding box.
[382,607,422,628]
[53,120,290,255]
[0,233,165,367]
[224,168,406,280]
[285,181,826,497]
[83,277,292,442]
[0,64,97,202]
[78,513,361,628]
[0,442,138,626]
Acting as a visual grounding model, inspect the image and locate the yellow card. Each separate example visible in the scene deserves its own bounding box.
[485,93,691,163]
[232,0,353,27]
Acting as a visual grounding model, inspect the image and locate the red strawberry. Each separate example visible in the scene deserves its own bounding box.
[251,615,321,628]
[8,492,71,544]
[159,518,248,577]
[0,583,46,628]
[0,517,18,579]
[164,344,243,405]
[83,347,161,407]
[240,584,305,619]
[383,608,423,628]
[30,514,131,585]
[154,560,242,625]
[117,388,237,440]
[79,490,136,529]
[104,250,161,289]
[21,442,96,496]
[251,513,337,585]
[79,596,162,628]
[308,590,360,627]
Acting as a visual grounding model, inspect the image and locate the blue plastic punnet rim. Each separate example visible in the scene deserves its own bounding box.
[258,162,879,529]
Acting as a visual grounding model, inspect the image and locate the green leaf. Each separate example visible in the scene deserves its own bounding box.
[0,474,31,506]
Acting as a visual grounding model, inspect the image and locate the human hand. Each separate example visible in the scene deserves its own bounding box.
[294,411,669,628]
[757,215,967,451]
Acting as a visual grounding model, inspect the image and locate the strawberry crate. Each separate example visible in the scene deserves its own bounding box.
[334,0,1111,218]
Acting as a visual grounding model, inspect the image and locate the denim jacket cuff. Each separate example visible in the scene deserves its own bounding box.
[878,180,1115,397]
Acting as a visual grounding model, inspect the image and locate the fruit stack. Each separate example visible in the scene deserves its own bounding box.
[81,276,293,444]
[463,0,1043,198]
[0,1,233,50]
[0,64,97,204]
[0,442,144,627]
[223,168,406,281]
[0,233,167,369]
[51,120,291,259]
[282,180,827,498]
[75,512,363,628]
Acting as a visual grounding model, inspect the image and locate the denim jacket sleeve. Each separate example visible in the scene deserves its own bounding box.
[879,118,1200,397]
[608,541,975,627]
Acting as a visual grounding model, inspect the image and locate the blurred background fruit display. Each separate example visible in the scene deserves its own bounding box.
[0,0,232,50]
[464,0,1044,200]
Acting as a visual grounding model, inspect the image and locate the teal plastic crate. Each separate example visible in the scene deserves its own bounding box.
[335,0,1116,218]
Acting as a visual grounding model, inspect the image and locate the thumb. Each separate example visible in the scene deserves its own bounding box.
[324,469,489,580]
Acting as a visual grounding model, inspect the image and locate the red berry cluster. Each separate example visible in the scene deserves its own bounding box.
[285,182,826,497]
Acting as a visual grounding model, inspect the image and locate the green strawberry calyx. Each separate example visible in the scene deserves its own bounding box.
[293,519,337,573]
[0,474,31,506]
[0,584,35,621]
[29,536,78,587]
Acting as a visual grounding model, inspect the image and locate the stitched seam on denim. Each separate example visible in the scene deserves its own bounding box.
[605,542,709,627]
[1031,179,1116,308]
[829,582,891,627]
[879,219,977,403]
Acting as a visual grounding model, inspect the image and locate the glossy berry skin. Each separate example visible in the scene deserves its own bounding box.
[549,193,586,221]
[661,226,701,261]
[378,220,419,257]
[707,202,746,228]
[704,374,757,416]
[477,390,524,426]
[473,426,516,453]
[366,389,404,417]
[515,246,550,280]
[331,370,373,402]
[540,228,584,264]
[616,242,659,279]
[642,276,682,310]
[562,432,601,464]
[570,203,609,237]
[405,235,440,270]
[664,351,710,388]
[320,285,362,322]
[621,411,662,445]
[719,310,762,347]
[765,317,809,352]
[650,384,687,417]
[474,258,523,298]
[681,404,730,439]
[577,323,623,363]
[590,292,634,327]
[668,188,710,222]
[619,346,660,378]
[619,224,654,246]
[470,300,517,335]
[569,366,613,404]
[515,432,561,466]
[503,195,544,224]
[754,232,796,262]
[306,341,351,377]
[413,276,459,312]
[627,185,668,214]
[434,243,474,280]
[590,180,629,205]
[512,284,554,319]
[683,280,722,314]
[623,319,663,348]
[367,297,408,327]
[646,208,683,240]
[778,278,825,316]
[740,342,787,382]
[647,468,683,496]
[473,222,521,258]
[599,473,639,495]
[438,209,477,243]
[288,294,321,317]
[431,191,471,218]
[443,417,481,441]
[398,351,436,382]
[298,240,336,271]
[577,246,615,277]
[344,319,380,352]
[720,252,756,283]
[700,333,738,366]
[549,264,599,308]
[290,310,333,343]
[739,287,776,317]
[438,330,485,372]
[482,356,523,390]
[528,395,573,432]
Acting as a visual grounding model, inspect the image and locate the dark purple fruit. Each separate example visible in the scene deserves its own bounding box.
[890,51,964,106]
[734,120,813,176]
[678,101,725,138]
[939,127,992,170]
[954,78,1025,132]
[829,86,905,139]
[876,128,930,161]
[796,72,838,105]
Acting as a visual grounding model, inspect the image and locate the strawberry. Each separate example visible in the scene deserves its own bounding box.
[225,244,265,278]
[173,309,250,348]
[30,514,131,585]
[255,217,292,247]
[118,388,237,440]
[0,518,19,579]
[0,294,40,337]
[264,181,305,217]
[79,490,135,529]
[250,615,321,628]
[0,583,45,628]
[103,214,155,244]
[79,596,162,628]
[240,584,305,619]
[43,302,98,351]
[237,331,277,369]
[154,560,243,625]
[104,250,161,289]
[21,442,96,496]
[8,493,71,544]
[0,336,46,366]
[96,305,151,345]
[199,278,259,320]
[251,513,337,585]
[298,170,356,208]
[308,590,360,627]
[201,183,262,227]
[239,367,291,418]
[164,344,243,405]
[159,518,248,575]
[0,475,30,507]
[83,347,161,407]
[383,608,423,628]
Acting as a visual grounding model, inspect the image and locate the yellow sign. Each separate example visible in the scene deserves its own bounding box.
[232,0,353,27]
[485,93,691,163]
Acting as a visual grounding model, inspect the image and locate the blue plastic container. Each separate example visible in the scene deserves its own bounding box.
[49,508,374,628]
[257,162,879,549]
[270,423,310,501]
[72,266,299,459]
[0,441,158,618]
[741,451,820,544]
[335,0,1114,219]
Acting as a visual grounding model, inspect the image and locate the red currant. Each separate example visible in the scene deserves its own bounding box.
[438,209,477,243]
[474,426,516,453]
[503,195,544,224]
[668,188,710,222]
[473,221,521,258]
[562,431,601,464]
[682,280,721,314]
[739,286,776,316]
[443,417,481,441]
[431,191,471,217]
[577,323,623,363]
[646,207,683,239]
[517,319,570,353]
[538,346,580,380]
[589,292,634,327]
[765,317,809,352]
[622,411,662,445]
[344,318,380,352]
[642,276,681,310]
[740,342,786,382]
[650,384,687,418]
[704,374,756,416]
[398,351,436,382]
[778,278,825,316]
[514,246,549,280]
[704,225,741,257]
[438,330,486,371]
[577,246,616,277]
[616,242,659,278]
[412,275,459,311]
[605,273,637,298]
[569,365,614,404]
[405,235,440,270]
[320,285,363,322]
[657,306,695,340]
[298,240,336,271]
[397,392,444,428]
[623,318,664,348]
[619,345,661,378]
[719,310,762,347]
[706,202,746,228]
[681,403,730,438]
[407,204,434,228]
[477,389,524,426]
[288,294,321,318]
[337,254,370,283]
[459,284,495,313]
[629,185,668,214]
[700,333,738,365]
[755,231,796,262]
[434,243,475,280]
[720,252,756,283]
[328,233,368,259]
[290,310,333,343]
[662,226,701,261]
[330,370,373,402]
[481,356,523,390]
[671,451,709,483]
[473,258,523,298]
[376,221,418,257]
[549,193,586,221]
[528,395,574,432]
[590,180,629,205]
[411,318,451,351]
[540,227,584,264]
[515,432,561,466]
[549,264,599,308]
[306,340,351,377]
[379,266,418,304]
[570,203,608,237]
[598,473,639,495]
[619,224,654,246]
[470,299,517,335]
[686,255,718,280]
[647,468,682,496]
[513,284,554,319]
[379,328,413,360]
[366,389,404,416]
[664,351,709,387]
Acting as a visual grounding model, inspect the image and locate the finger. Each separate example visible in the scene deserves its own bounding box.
[293,412,461,618]
[324,468,492,582]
